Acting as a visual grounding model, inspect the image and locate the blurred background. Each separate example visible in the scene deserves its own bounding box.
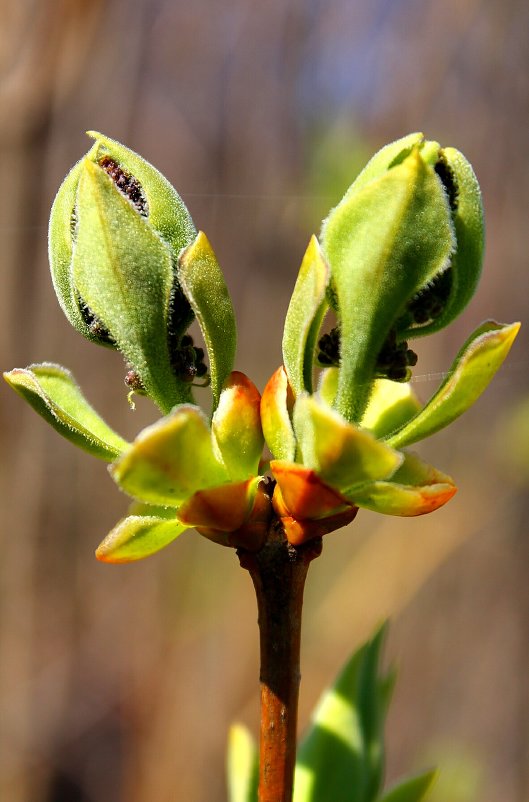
[1,1,528,800]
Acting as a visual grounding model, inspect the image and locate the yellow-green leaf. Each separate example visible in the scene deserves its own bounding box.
[283,236,330,395]
[387,321,520,449]
[179,232,237,409]
[96,515,188,563]
[3,363,128,461]
[111,405,228,506]
[293,395,402,492]
[348,452,456,516]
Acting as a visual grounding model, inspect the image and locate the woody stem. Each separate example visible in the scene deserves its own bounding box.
[238,520,322,802]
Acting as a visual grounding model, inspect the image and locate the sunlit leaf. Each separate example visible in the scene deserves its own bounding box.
[96,514,189,563]
[283,236,330,395]
[74,159,190,413]
[360,380,421,439]
[387,321,520,449]
[261,366,297,461]
[111,405,228,505]
[179,232,237,409]
[293,395,402,491]
[212,372,263,481]
[321,150,454,423]
[294,626,392,802]
[347,452,456,516]
[3,363,128,461]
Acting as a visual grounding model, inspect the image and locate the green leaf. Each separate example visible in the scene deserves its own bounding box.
[227,724,259,802]
[3,363,128,461]
[376,770,437,802]
[111,405,228,506]
[95,514,189,563]
[74,159,190,413]
[347,452,456,517]
[386,321,520,449]
[179,232,237,410]
[283,236,330,395]
[293,395,402,492]
[48,158,92,338]
[321,150,454,423]
[294,626,392,802]
[360,380,421,439]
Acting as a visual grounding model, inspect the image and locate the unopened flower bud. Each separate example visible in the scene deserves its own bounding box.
[49,132,199,413]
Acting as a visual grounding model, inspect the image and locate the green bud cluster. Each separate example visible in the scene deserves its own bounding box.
[49,132,200,412]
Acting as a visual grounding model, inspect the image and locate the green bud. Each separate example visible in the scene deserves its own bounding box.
[320,134,484,423]
[49,132,198,413]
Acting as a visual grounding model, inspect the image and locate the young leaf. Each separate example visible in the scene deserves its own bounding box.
[347,452,456,516]
[227,723,259,802]
[283,236,330,395]
[386,321,520,449]
[261,366,297,461]
[376,770,437,802]
[96,515,189,563]
[294,626,391,802]
[360,380,421,439]
[212,372,264,481]
[111,405,228,505]
[293,395,402,492]
[179,232,237,410]
[74,159,190,413]
[3,363,128,461]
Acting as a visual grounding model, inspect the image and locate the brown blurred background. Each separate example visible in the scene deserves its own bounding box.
[1,1,528,800]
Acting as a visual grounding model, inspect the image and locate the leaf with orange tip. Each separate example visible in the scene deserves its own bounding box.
[212,371,264,481]
[347,452,456,516]
[271,460,352,522]
[261,366,297,461]
[178,478,260,531]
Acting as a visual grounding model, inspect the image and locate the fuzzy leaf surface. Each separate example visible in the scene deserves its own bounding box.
[111,405,228,505]
[321,150,454,423]
[4,363,128,460]
[293,395,402,492]
[179,232,237,409]
[74,159,188,413]
[283,236,330,395]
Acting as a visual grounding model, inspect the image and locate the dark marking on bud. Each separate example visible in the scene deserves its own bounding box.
[170,333,209,384]
[98,156,148,217]
[375,328,418,382]
[70,206,78,239]
[405,267,453,328]
[317,327,341,367]
[124,369,147,394]
[78,299,115,345]
[435,156,459,212]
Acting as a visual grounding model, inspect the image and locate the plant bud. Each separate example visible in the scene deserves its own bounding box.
[49,132,198,413]
[320,134,484,422]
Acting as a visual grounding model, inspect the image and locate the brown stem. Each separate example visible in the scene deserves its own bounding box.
[238,519,322,802]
